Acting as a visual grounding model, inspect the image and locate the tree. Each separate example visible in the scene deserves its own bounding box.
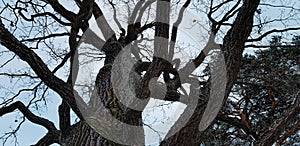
[0,0,299,145]
[202,35,300,145]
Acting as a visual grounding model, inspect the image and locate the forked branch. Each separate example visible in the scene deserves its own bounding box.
[0,101,58,133]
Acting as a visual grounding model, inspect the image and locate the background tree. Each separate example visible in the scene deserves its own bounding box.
[0,0,299,145]
[202,35,300,145]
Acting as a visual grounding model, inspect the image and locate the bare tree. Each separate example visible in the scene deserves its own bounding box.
[0,0,299,145]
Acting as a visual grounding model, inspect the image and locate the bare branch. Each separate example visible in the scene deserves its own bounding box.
[257,91,300,146]
[178,33,219,83]
[154,0,170,58]
[0,101,58,132]
[0,72,38,78]
[160,1,260,144]
[217,113,259,140]
[67,0,94,86]
[108,0,122,31]
[52,52,71,73]
[32,131,60,146]
[0,82,42,107]
[0,18,86,120]
[260,3,300,11]
[0,54,16,68]
[20,33,71,42]
[247,27,300,42]
[245,44,300,48]
[136,0,156,23]
[218,0,241,24]
[169,0,191,60]
[128,0,145,24]
[277,121,300,145]
[59,100,70,136]
[44,0,77,22]
[92,2,116,40]
[17,10,71,26]
[211,0,234,13]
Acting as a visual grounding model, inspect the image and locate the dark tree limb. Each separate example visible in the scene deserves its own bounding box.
[52,52,71,73]
[44,0,77,22]
[256,91,300,146]
[0,73,37,78]
[32,131,60,146]
[218,0,241,24]
[59,100,71,136]
[169,0,191,60]
[0,101,59,133]
[153,0,170,58]
[0,18,86,120]
[277,121,300,145]
[221,0,260,97]
[92,1,116,40]
[21,33,71,42]
[208,0,241,33]
[217,113,259,140]
[247,27,300,42]
[128,0,145,24]
[135,0,172,101]
[177,33,219,84]
[74,0,114,37]
[66,0,94,85]
[160,0,260,145]
[125,0,155,44]
[245,44,300,48]
[136,0,156,23]
[108,0,122,30]
[17,10,71,26]
[260,3,300,10]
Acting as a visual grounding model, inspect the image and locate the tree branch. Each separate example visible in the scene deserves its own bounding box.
[20,33,71,42]
[177,33,219,84]
[17,10,71,26]
[92,1,116,40]
[217,113,259,140]
[128,0,145,24]
[32,131,60,146]
[0,18,86,120]
[277,121,300,145]
[58,100,70,136]
[107,0,122,30]
[256,91,300,146]
[247,27,300,42]
[169,0,191,60]
[154,0,170,58]
[44,0,77,22]
[136,0,156,23]
[245,44,300,48]
[67,0,94,85]
[260,3,300,11]
[0,101,58,132]
[160,0,260,145]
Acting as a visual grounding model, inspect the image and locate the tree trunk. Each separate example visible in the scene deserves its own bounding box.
[61,1,261,145]
[160,0,260,145]
[60,39,145,145]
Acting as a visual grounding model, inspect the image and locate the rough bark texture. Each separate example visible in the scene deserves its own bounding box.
[160,0,260,145]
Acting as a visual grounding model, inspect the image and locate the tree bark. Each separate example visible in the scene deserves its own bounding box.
[160,0,260,145]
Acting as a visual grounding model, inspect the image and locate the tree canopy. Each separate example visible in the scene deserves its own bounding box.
[0,0,299,145]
